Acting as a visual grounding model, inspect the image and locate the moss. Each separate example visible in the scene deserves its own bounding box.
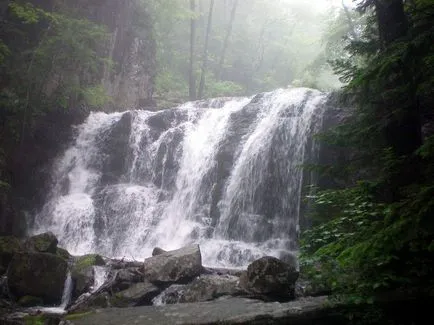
[56,247,71,261]
[25,232,58,254]
[24,315,45,325]
[73,254,105,273]
[18,295,44,307]
[65,311,93,320]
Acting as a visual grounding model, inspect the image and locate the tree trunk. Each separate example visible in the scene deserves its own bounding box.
[374,0,408,47]
[189,0,196,100]
[374,0,421,200]
[197,0,214,99]
[217,0,238,80]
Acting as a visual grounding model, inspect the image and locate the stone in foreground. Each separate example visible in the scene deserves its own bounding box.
[240,256,299,300]
[143,245,202,284]
[68,296,336,325]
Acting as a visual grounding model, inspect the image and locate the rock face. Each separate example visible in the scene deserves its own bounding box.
[143,245,203,284]
[7,252,67,304]
[25,232,58,254]
[240,256,299,300]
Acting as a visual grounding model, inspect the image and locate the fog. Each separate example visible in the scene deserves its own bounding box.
[151,0,359,100]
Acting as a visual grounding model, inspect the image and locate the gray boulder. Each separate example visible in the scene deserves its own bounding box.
[112,281,160,307]
[113,267,144,291]
[25,232,58,254]
[240,256,299,300]
[151,247,166,256]
[181,274,242,303]
[7,252,67,304]
[143,245,202,284]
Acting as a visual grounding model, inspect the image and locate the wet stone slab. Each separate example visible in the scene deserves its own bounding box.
[69,296,339,325]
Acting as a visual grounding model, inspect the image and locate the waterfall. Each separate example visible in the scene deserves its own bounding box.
[31,87,326,267]
[60,271,73,309]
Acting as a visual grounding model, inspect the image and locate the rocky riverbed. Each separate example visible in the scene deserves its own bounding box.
[1,232,331,325]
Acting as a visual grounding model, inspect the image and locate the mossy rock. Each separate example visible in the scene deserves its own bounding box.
[73,254,105,273]
[8,252,67,305]
[18,295,44,307]
[57,247,71,260]
[0,236,23,274]
[25,232,58,254]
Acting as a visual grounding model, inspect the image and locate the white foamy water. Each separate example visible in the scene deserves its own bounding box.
[31,88,326,268]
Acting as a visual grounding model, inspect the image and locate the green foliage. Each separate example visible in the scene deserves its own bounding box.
[82,85,112,109]
[301,0,434,302]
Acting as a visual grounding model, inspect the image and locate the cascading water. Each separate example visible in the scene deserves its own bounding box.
[31,87,326,267]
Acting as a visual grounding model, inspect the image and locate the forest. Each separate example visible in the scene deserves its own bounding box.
[0,0,433,324]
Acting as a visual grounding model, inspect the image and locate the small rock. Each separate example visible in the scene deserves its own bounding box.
[152,247,166,256]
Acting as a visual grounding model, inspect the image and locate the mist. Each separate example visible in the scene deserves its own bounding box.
[151,0,357,102]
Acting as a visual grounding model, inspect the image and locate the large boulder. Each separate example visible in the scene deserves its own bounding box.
[143,245,203,284]
[239,256,299,300]
[111,281,160,307]
[25,232,58,254]
[0,236,23,275]
[7,252,67,304]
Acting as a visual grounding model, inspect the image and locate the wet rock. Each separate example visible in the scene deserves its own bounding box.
[153,284,186,305]
[152,247,166,256]
[24,232,58,254]
[143,245,203,284]
[240,256,299,300]
[7,252,67,304]
[112,267,144,291]
[73,254,105,272]
[71,254,106,298]
[111,281,160,307]
[181,274,243,303]
[69,296,335,325]
[0,236,23,275]
[72,266,94,299]
[57,247,71,261]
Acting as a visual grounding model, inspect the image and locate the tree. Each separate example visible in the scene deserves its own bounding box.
[217,0,238,80]
[197,0,214,99]
[189,0,197,100]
